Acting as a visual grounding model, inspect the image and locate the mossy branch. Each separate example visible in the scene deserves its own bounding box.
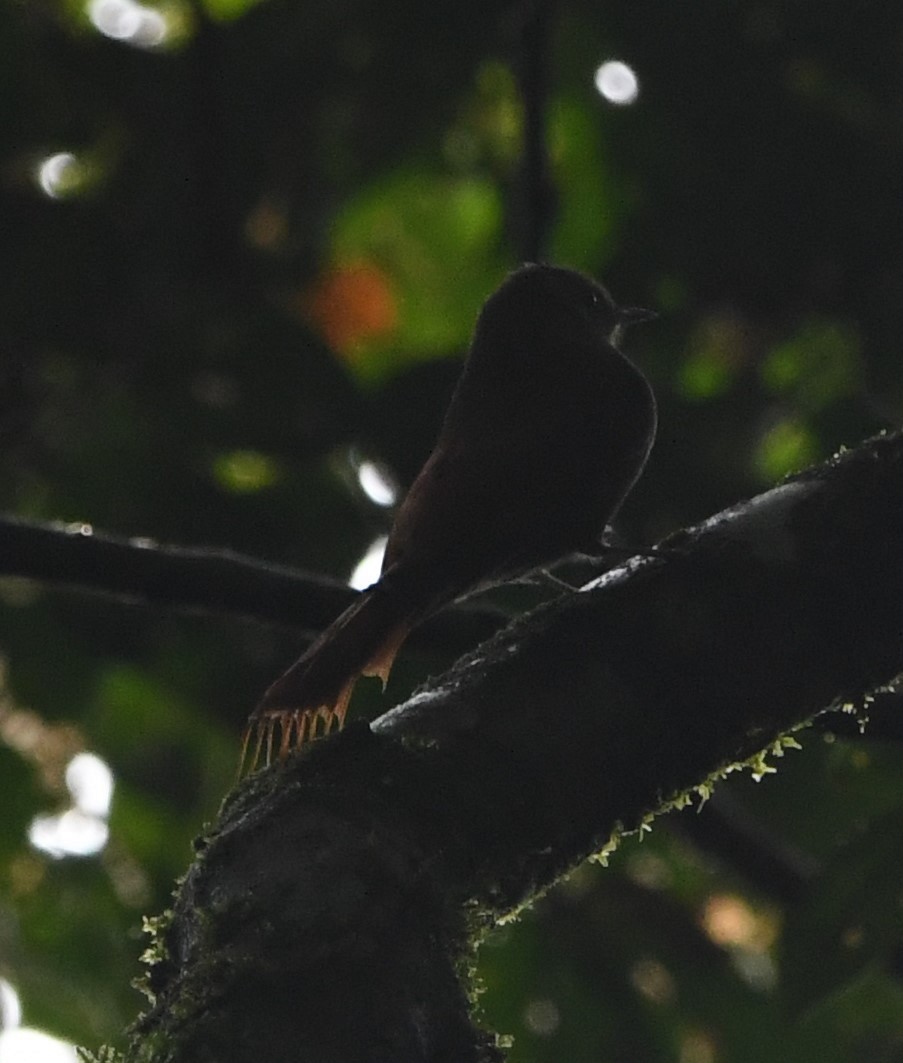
[127,433,903,1062]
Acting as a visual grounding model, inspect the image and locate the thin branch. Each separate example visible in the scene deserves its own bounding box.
[0,514,505,654]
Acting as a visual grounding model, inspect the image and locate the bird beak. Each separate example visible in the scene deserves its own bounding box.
[618,306,658,327]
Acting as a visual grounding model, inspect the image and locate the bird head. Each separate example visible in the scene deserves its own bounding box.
[477,263,655,355]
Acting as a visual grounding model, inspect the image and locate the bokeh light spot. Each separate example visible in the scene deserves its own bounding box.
[0,1028,78,1063]
[27,751,114,859]
[630,956,676,1005]
[36,154,78,199]
[522,998,560,1037]
[86,0,168,48]
[356,460,399,507]
[761,318,860,411]
[755,417,817,482]
[29,808,109,859]
[678,350,734,400]
[701,893,761,948]
[212,450,281,494]
[680,1029,718,1063]
[0,980,21,1030]
[594,60,639,105]
[303,262,398,362]
[678,313,750,401]
[66,751,114,817]
[350,536,387,590]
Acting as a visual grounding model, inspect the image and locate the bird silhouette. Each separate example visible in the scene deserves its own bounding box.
[242,263,657,770]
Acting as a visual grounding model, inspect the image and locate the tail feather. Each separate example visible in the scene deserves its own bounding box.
[241,574,419,772]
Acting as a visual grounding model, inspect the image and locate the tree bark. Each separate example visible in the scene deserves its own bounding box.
[129,432,903,1062]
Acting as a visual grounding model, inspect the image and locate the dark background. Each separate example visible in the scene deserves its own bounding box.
[2,1,903,1058]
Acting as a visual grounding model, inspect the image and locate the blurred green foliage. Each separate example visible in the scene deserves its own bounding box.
[2,0,903,1059]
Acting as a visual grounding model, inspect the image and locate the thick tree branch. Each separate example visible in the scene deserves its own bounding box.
[130,433,903,1062]
[0,514,504,654]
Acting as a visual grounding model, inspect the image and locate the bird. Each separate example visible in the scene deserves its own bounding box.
[241,263,657,770]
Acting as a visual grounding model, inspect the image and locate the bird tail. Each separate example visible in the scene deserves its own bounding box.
[240,571,418,773]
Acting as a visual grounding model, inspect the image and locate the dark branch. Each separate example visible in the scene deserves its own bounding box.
[0,514,505,654]
[131,432,903,1062]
